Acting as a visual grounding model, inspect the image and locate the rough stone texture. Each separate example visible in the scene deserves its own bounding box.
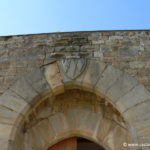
[1,30,150,94]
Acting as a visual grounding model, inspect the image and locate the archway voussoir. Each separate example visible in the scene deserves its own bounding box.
[24,68,51,94]
[23,119,56,150]
[25,125,48,150]
[82,60,106,89]
[68,109,90,130]
[48,113,69,136]
[0,139,10,150]
[96,118,116,142]
[0,106,21,125]
[0,124,16,142]
[0,89,29,115]
[123,99,150,123]
[116,84,150,113]
[9,77,38,104]
[106,72,139,103]
[83,112,102,136]
[95,65,123,100]
[104,125,130,150]
[44,62,65,95]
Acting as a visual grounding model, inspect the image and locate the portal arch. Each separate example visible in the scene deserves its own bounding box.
[0,59,149,150]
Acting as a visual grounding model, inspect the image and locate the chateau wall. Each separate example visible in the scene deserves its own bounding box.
[0,30,150,94]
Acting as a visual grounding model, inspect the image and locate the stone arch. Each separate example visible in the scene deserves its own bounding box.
[0,59,149,150]
[22,89,130,150]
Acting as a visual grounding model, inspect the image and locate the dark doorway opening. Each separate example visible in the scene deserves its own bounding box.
[77,137,105,150]
[47,137,105,150]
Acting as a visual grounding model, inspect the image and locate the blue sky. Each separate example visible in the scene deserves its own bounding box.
[0,0,150,36]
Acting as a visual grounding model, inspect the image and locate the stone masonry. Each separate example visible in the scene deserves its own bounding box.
[0,30,150,95]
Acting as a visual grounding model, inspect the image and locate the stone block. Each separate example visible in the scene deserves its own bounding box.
[80,45,99,51]
[0,106,20,125]
[123,99,150,123]
[48,113,68,135]
[106,72,139,103]
[116,84,150,113]
[109,36,123,40]
[25,126,47,150]
[24,68,50,94]
[100,45,112,52]
[103,125,129,150]
[83,112,101,134]
[95,65,123,98]
[0,139,9,150]
[97,118,115,141]
[0,89,29,114]
[36,107,52,119]
[10,77,38,104]
[92,40,104,44]
[94,50,103,57]
[0,124,13,140]
[64,109,77,129]
[74,109,89,130]
[129,61,145,69]
[44,62,64,94]
[82,60,106,89]
[30,119,55,148]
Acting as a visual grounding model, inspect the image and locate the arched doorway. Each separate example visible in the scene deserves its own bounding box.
[0,59,150,150]
[47,137,105,150]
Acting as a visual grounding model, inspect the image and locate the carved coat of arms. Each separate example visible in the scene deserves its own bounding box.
[61,58,87,80]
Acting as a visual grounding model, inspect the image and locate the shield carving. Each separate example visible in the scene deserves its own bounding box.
[61,58,87,80]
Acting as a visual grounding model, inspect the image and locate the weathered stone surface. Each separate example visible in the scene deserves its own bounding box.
[0,89,28,114]
[65,108,90,130]
[0,124,13,140]
[0,106,20,125]
[20,89,129,150]
[106,72,139,102]
[24,126,47,150]
[82,60,106,89]
[0,139,10,150]
[24,68,50,94]
[44,62,64,94]
[123,99,150,123]
[9,77,38,103]
[1,31,150,150]
[83,112,101,134]
[1,30,150,94]
[95,65,123,97]
[23,119,55,150]
[116,84,150,113]
[48,113,69,135]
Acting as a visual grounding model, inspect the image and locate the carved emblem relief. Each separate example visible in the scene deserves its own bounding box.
[61,57,87,80]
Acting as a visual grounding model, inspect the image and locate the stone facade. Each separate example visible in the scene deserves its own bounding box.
[1,30,150,95]
[0,30,150,150]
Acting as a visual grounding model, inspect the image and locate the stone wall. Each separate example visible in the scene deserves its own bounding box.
[0,30,150,94]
